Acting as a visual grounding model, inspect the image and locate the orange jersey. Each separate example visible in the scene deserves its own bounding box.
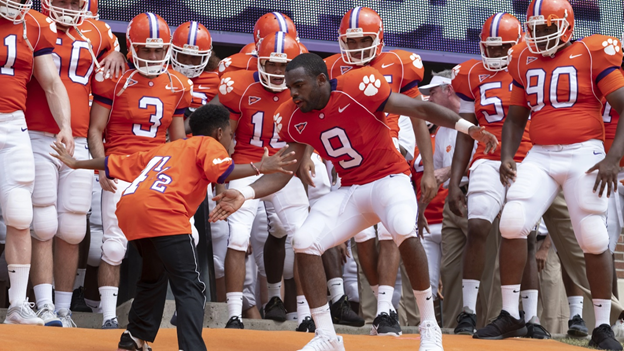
[0,10,56,113]
[452,59,532,164]
[276,66,410,186]
[325,50,424,138]
[105,136,234,241]
[602,99,624,166]
[25,19,118,137]
[92,68,193,156]
[508,35,624,145]
[190,70,219,110]
[411,133,446,225]
[219,70,288,164]
[218,52,257,78]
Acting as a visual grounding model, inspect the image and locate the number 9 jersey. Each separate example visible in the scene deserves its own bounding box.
[508,34,624,145]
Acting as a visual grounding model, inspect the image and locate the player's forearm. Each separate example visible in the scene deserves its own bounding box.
[250,172,294,199]
[413,119,434,178]
[45,78,72,132]
[449,132,474,187]
[226,162,266,182]
[501,106,530,161]
[88,129,106,158]
[72,157,106,171]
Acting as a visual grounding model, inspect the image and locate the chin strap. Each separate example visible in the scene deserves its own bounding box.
[21,20,34,52]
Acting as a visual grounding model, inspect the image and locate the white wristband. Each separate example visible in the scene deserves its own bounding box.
[455,118,474,135]
[238,186,255,200]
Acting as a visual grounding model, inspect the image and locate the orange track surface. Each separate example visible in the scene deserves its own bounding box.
[0,325,586,350]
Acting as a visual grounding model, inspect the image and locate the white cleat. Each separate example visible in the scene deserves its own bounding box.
[419,320,444,351]
[56,308,77,328]
[36,303,62,327]
[297,329,345,351]
[612,319,624,337]
[3,299,44,325]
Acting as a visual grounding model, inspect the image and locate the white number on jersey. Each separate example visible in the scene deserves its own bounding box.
[249,111,286,149]
[526,66,578,111]
[124,156,171,195]
[1,35,17,76]
[133,97,164,138]
[479,82,505,123]
[320,127,363,169]
[603,102,613,123]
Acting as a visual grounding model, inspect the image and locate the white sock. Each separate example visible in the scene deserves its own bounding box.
[501,285,521,320]
[33,283,54,309]
[593,299,611,328]
[84,298,101,313]
[286,312,297,321]
[462,279,480,313]
[568,296,583,319]
[8,264,30,307]
[327,278,344,304]
[297,295,311,324]
[99,286,118,322]
[311,303,336,338]
[377,285,394,316]
[370,284,379,298]
[413,287,437,323]
[74,268,86,290]
[226,292,243,319]
[55,291,73,312]
[521,290,539,322]
[267,282,282,300]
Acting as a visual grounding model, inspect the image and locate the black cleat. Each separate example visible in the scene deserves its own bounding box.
[330,295,365,327]
[589,324,623,350]
[473,310,527,340]
[70,287,91,313]
[225,316,244,329]
[525,317,551,339]
[118,330,152,351]
[567,314,589,337]
[371,310,402,336]
[454,309,477,335]
[296,316,316,332]
[264,296,287,322]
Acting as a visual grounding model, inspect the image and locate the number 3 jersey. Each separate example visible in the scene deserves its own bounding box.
[26,19,119,137]
[275,66,410,186]
[509,34,624,145]
[92,68,193,156]
[105,136,233,240]
[219,70,288,164]
[452,59,532,165]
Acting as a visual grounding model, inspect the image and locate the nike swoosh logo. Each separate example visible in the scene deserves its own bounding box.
[298,301,305,304]
[381,63,394,68]
[569,54,583,59]
[197,85,210,90]
[85,145,89,149]
[522,296,529,299]
[331,283,340,286]
[338,104,350,113]
[81,29,92,33]
[593,151,603,155]
[165,85,175,89]
[426,295,432,300]
[513,290,520,293]
[379,292,386,295]
[21,127,27,132]
[595,304,603,307]
[8,270,16,273]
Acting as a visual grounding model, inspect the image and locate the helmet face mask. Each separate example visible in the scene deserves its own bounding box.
[171,21,213,79]
[42,0,88,27]
[0,0,32,23]
[338,7,384,66]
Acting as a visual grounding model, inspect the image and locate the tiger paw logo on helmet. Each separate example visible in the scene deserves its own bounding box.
[359,74,381,96]
[219,77,234,95]
[603,38,621,56]
[218,57,232,73]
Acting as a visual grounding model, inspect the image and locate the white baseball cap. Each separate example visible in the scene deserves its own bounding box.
[419,75,452,95]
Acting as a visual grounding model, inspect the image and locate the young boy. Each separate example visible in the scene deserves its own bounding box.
[50,104,295,351]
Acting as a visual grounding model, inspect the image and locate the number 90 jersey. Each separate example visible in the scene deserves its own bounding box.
[508,34,624,145]
[452,58,532,165]
[275,66,410,186]
[92,68,193,156]
[218,70,289,164]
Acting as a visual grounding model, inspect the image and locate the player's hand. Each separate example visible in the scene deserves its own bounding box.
[434,166,451,187]
[209,189,245,222]
[99,51,126,79]
[258,146,296,175]
[535,246,549,273]
[588,155,620,197]
[420,171,437,205]
[49,141,77,169]
[468,126,498,154]
[296,153,316,188]
[447,184,466,217]
[336,242,350,264]
[499,157,517,186]
[98,171,118,193]
[56,127,74,156]
[417,204,430,239]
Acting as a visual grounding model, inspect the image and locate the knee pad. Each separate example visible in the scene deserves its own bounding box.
[467,192,502,222]
[31,205,57,241]
[377,222,394,241]
[4,188,33,230]
[57,212,87,245]
[101,238,127,266]
[577,215,609,254]
[282,238,295,280]
[384,209,417,247]
[292,228,323,256]
[500,201,532,239]
[227,223,251,252]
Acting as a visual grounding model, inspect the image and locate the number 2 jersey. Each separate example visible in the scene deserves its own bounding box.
[105,136,233,240]
[92,68,193,156]
[509,34,624,145]
[275,66,410,186]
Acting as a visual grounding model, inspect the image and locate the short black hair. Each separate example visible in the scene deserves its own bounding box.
[189,104,230,137]
[286,53,328,79]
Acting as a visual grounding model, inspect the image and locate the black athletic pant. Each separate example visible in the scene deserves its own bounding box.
[127,234,207,351]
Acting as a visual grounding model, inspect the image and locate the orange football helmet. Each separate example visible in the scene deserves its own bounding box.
[299,42,309,54]
[253,12,298,46]
[126,12,172,76]
[85,0,98,20]
[240,42,256,55]
[0,0,32,23]
[257,31,301,91]
[172,21,212,79]
[525,0,574,57]
[338,7,384,65]
[42,0,87,27]
[480,13,522,71]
